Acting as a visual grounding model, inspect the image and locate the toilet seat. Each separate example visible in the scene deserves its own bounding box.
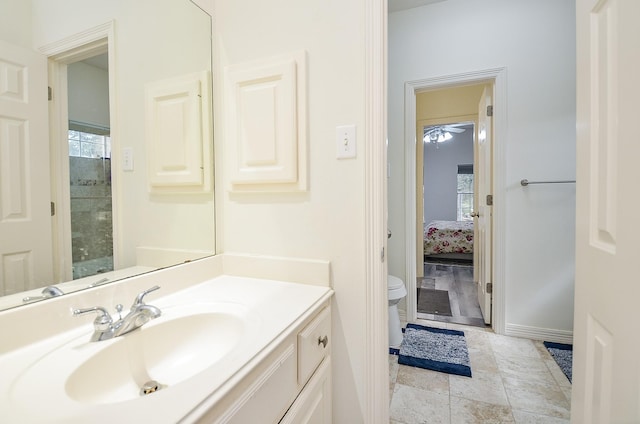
[388,275,407,300]
[387,274,407,348]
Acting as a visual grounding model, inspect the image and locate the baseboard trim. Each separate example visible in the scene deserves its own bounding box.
[505,323,573,344]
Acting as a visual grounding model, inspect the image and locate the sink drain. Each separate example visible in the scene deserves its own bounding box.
[140,380,165,396]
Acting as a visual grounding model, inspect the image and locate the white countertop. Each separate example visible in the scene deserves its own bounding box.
[0,265,332,423]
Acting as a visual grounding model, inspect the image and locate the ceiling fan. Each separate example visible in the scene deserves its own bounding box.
[423,123,468,144]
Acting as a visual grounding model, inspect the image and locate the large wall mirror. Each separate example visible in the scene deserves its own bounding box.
[0,0,215,311]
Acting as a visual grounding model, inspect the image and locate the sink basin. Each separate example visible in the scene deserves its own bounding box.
[66,308,245,404]
[9,302,258,416]
[1,274,333,423]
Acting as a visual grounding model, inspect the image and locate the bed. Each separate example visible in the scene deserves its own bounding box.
[423,220,474,262]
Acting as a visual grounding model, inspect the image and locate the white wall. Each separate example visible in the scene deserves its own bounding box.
[388,0,577,334]
[424,131,473,224]
[0,0,31,49]
[212,0,369,421]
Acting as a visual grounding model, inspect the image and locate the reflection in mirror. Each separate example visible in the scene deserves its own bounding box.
[0,0,215,311]
[68,54,114,280]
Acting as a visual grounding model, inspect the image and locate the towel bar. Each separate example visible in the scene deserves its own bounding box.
[520,179,576,186]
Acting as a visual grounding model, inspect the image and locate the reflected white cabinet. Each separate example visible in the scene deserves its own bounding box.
[144,71,213,193]
[196,303,332,423]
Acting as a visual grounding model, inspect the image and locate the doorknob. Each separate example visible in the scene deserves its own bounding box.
[470,212,480,218]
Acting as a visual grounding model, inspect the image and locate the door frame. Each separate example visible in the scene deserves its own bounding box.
[403,68,507,334]
[39,22,120,282]
[363,0,388,422]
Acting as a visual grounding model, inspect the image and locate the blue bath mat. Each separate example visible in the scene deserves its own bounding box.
[397,324,471,377]
[544,341,573,383]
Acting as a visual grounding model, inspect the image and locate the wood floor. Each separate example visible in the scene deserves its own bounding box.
[416,261,487,328]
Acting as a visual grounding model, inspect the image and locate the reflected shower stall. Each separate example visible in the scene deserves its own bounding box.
[68,126,113,279]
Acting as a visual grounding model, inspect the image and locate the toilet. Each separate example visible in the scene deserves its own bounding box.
[387,275,407,348]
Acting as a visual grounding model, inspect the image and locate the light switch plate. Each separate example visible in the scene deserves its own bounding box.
[336,125,356,159]
[122,147,134,171]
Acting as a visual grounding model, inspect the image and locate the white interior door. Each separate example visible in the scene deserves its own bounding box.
[475,85,492,324]
[572,0,640,422]
[0,41,54,295]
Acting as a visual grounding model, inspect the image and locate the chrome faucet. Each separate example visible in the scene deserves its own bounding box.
[23,285,64,303]
[72,286,162,342]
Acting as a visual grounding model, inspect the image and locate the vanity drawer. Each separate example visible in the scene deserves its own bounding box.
[297,306,331,385]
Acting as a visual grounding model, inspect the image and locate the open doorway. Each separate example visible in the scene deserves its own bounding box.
[418,121,484,326]
[45,29,118,284]
[66,53,112,279]
[404,71,505,331]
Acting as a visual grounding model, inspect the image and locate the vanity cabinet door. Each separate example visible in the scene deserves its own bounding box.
[197,340,299,424]
[196,303,332,424]
[280,357,331,424]
[225,343,298,424]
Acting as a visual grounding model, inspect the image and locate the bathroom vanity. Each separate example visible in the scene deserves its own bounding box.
[0,255,333,423]
[192,289,332,423]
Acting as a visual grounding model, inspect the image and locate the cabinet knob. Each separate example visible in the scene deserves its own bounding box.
[318,335,328,348]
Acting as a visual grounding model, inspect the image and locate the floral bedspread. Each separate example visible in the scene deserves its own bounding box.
[423,220,474,255]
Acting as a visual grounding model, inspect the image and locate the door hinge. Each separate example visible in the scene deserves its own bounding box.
[486,105,493,117]
[486,194,493,206]
[486,283,493,294]
[48,86,52,101]
[50,201,56,216]
[381,247,385,262]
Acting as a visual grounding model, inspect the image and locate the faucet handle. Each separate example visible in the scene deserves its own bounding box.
[115,304,124,320]
[132,285,160,307]
[42,285,64,297]
[72,306,113,331]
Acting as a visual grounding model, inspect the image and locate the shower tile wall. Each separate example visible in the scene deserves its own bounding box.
[69,156,113,279]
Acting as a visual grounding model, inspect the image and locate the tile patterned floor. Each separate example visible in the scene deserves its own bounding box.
[389,321,572,423]
[417,262,486,328]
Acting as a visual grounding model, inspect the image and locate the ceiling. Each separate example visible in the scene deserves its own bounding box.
[423,122,474,143]
[82,53,108,70]
[388,0,446,13]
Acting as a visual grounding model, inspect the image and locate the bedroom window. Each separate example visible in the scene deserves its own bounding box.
[457,164,473,221]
